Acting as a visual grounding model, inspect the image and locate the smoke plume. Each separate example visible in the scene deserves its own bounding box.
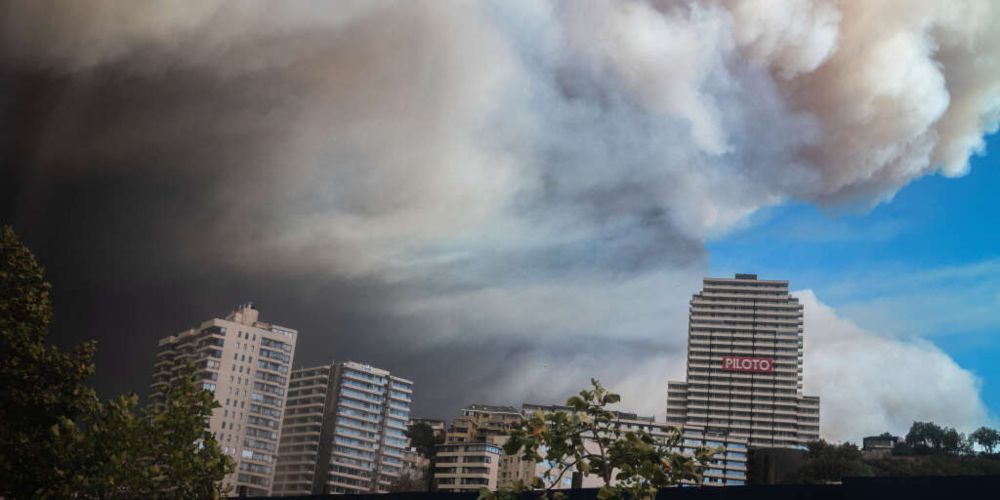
[3,0,999,441]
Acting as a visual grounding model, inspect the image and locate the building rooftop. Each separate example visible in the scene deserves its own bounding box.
[463,404,521,414]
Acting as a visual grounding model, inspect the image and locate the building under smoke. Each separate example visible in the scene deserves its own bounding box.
[271,361,413,495]
[666,274,820,448]
[150,304,297,496]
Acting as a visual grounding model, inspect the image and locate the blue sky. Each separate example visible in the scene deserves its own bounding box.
[709,133,1000,421]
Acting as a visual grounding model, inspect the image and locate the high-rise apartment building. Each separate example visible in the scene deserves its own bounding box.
[272,361,413,495]
[150,303,297,496]
[666,274,820,448]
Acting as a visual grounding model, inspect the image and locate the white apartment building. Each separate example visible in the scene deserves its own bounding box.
[666,274,820,448]
[150,303,297,496]
[272,361,413,495]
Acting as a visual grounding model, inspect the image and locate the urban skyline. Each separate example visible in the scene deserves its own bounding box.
[4,0,999,456]
[138,271,996,460]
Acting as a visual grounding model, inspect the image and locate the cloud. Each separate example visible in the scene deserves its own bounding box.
[2,0,999,427]
[799,290,990,442]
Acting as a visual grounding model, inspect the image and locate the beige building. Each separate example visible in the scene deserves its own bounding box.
[433,404,523,493]
[271,361,413,495]
[446,404,523,443]
[666,274,821,448]
[150,303,297,496]
[434,442,504,492]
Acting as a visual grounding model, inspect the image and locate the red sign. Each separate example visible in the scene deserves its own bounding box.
[721,356,774,373]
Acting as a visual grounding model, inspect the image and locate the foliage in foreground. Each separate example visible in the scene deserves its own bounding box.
[483,379,716,500]
[0,226,234,498]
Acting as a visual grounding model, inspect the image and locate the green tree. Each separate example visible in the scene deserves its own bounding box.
[408,421,444,459]
[970,427,1000,454]
[488,379,715,500]
[45,367,234,498]
[0,226,233,498]
[793,440,873,484]
[905,421,964,455]
[0,226,99,497]
[406,421,444,491]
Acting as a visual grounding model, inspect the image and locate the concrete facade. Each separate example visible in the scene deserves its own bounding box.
[434,442,504,492]
[666,274,821,448]
[433,404,523,493]
[150,303,297,496]
[271,361,413,495]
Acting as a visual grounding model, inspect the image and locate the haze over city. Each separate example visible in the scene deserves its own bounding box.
[3,0,1000,451]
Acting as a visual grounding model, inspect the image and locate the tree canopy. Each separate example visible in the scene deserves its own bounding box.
[491,379,715,500]
[0,226,233,498]
[405,421,443,492]
[792,440,872,484]
[1,226,100,497]
[970,427,1000,454]
[904,421,966,455]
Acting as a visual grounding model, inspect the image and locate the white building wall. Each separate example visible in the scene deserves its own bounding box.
[666,275,820,448]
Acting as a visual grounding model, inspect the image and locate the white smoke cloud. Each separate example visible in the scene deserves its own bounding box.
[4,0,1000,434]
[799,290,990,442]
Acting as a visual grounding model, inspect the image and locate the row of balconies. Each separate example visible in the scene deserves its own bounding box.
[689,337,803,347]
[689,314,801,324]
[690,308,800,318]
[686,401,806,413]
[691,413,804,426]
[688,347,802,357]
[689,321,802,332]
[689,336,803,347]
[691,290,802,308]
[684,378,800,389]
[685,388,803,398]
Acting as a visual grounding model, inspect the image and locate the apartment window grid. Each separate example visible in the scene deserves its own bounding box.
[667,275,820,449]
[150,304,297,497]
[273,363,412,496]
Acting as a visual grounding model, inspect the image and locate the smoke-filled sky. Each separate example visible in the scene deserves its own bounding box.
[3,0,1000,442]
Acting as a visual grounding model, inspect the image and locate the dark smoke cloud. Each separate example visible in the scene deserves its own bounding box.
[2,0,999,439]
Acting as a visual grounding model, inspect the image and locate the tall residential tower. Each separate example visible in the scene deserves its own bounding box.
[150,303,297,496]
[272,361,413,495]
[666,274,820,448]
